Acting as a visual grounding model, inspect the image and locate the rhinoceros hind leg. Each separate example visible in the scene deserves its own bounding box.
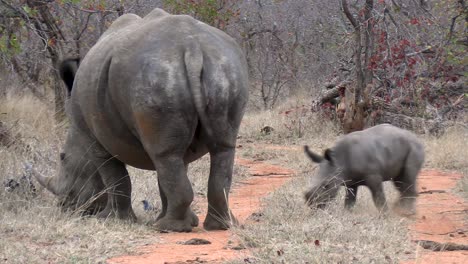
[204,210,238,230]
[156,180,168,221]
[393,150,422,216]
[203,147,237,230]
[152,155,197,232]
[393,180,418,216]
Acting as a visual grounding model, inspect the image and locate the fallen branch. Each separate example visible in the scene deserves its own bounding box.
[418,190,446,194]
[369,97,415,116]
[319,87,341,104]
[406,46,433,57]
[415,240,468,251]
[439,94,466,118]
[318,80,352,104]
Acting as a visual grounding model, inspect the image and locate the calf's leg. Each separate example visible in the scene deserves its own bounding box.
[366,175,388,213]
[393,149,422,215]
[344,185,359,209]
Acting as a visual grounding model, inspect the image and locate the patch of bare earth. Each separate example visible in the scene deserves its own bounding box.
[402,170,468,264]
[107,156,295,264]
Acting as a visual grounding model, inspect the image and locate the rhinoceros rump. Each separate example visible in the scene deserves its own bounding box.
[35,8,249,232]
[304,124,425,214]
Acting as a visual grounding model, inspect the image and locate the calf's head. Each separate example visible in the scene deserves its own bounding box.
[303,145,342,208]
[33,133,107,214]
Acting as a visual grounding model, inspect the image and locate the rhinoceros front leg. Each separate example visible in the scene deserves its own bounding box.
[203,146,237,230]
[94,158,137,222]
[344,185,359,209]
[153,156,199,232]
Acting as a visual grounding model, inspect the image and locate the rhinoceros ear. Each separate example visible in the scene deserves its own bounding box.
[304,145,323,163]
[323,148,334,164]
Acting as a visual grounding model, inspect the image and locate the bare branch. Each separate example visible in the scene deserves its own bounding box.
[341,0,358,29]
[405,46,433,57]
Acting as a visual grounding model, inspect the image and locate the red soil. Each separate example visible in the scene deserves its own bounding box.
[402,170,468,264]
[107,157,295,264]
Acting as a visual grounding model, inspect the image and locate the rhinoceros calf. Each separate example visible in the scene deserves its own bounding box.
[33,8,249,232]
[303,124,424,214]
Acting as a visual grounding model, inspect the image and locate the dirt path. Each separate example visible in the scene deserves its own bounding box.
[107,144,467,264]
[403,170,468,264]
[107,156,295,264]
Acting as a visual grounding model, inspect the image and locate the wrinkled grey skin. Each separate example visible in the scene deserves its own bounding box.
[304,124,424,214]
[34,8,249,232]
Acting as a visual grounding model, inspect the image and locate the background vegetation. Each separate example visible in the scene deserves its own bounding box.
[0,0,466,263]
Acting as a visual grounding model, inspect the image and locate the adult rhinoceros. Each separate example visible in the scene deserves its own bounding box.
[34,8,249,232]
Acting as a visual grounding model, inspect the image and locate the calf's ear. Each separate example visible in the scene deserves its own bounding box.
[323,148,334,164]
[304,145,323,163]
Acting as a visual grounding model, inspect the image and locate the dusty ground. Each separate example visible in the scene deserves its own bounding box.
[107,144,468,264]
[108,156,296,264]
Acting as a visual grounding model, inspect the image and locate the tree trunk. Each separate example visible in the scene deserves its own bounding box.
[342,85,366,133]
[341,0,374,133]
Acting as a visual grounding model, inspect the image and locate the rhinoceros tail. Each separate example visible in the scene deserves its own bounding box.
[184,40,213,137]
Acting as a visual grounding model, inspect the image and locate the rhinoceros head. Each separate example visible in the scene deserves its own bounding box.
[303,146,342,208]
[33,134,107,214]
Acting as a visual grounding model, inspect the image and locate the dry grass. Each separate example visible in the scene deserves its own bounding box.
[229,180,412,263]
[239,96,341,147]
[0,94,242,263]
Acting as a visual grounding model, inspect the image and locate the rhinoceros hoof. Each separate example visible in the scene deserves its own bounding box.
[203,213,238,231]
[96,208,137,222]
[188,209,199,227]
[154,217,195,232]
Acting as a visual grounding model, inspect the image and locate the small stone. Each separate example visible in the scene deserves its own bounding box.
[179,238,211,245]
